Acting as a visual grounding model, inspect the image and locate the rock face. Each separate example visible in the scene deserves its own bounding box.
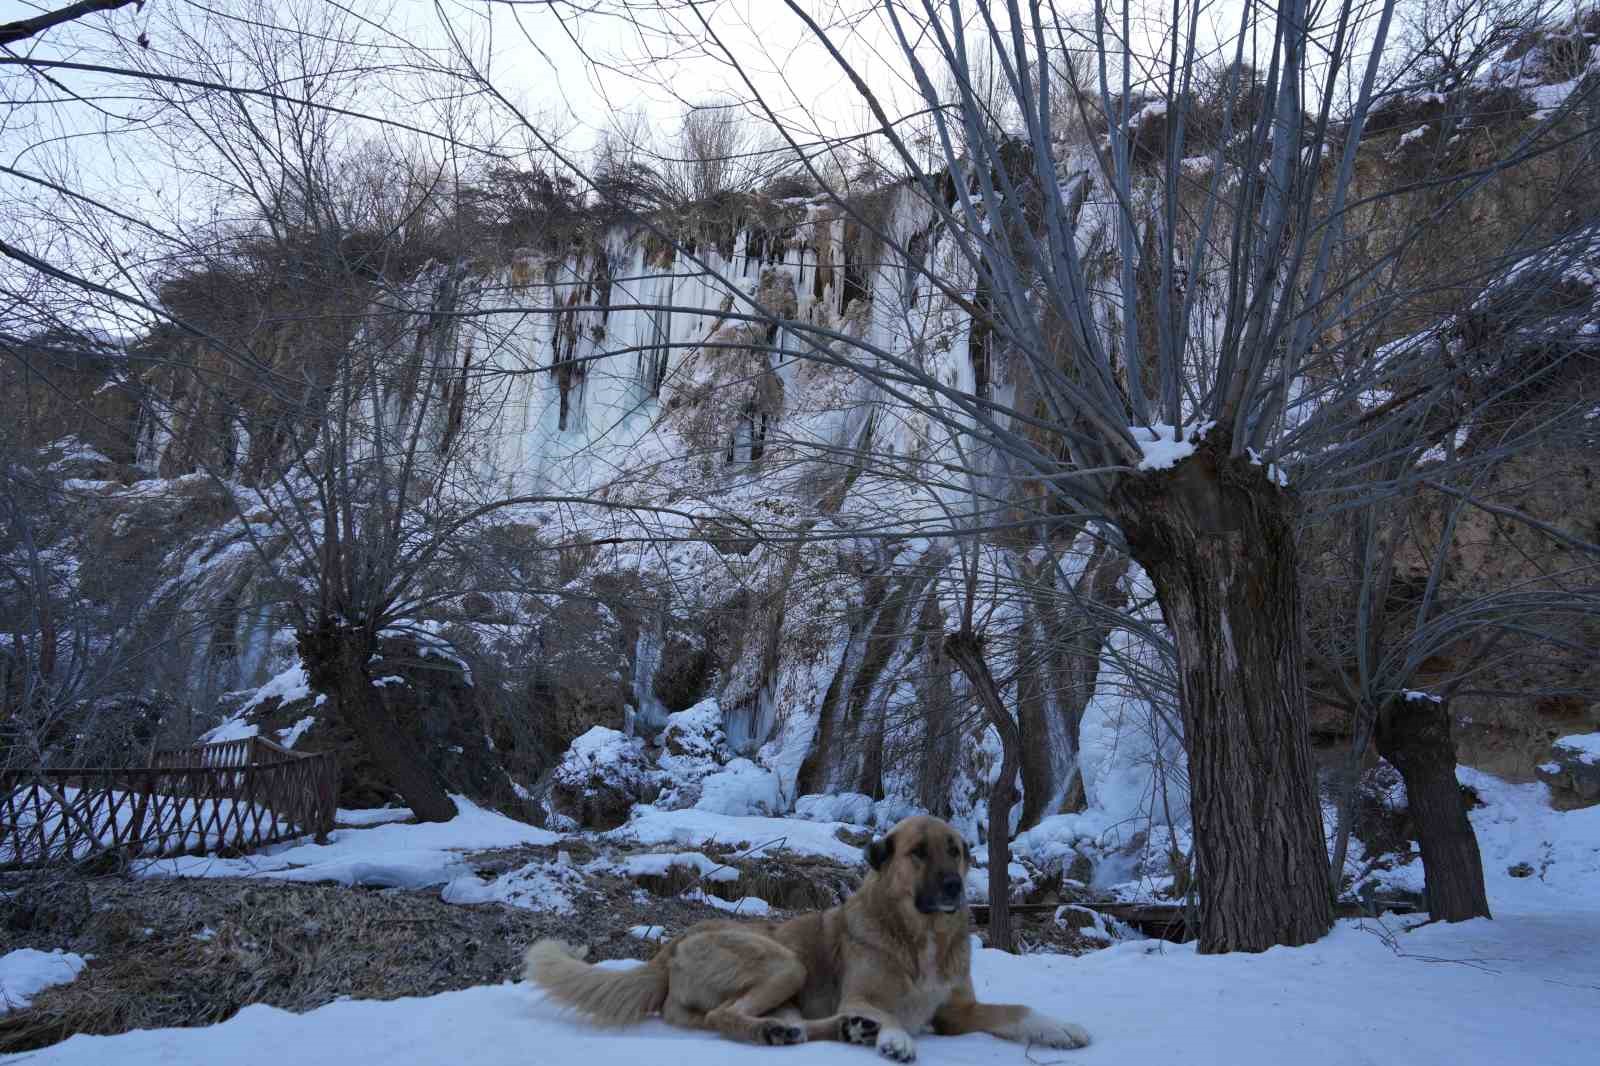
[1537,733,1600,809]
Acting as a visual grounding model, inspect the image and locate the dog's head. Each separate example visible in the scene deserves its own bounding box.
[863,815,972,916]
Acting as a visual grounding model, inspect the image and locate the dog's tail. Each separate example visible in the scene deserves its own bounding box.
[523,939,669,1027]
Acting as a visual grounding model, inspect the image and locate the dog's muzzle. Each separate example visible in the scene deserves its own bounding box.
[917,876,965,913]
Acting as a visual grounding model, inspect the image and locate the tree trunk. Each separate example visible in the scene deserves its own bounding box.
[1018,543,1129,828]
[1110,439,1333,953]
[1326,693,1386,899]
[1326,751,1360,898]
[945,630,1020,954]
[297,623,459,823]
[1375,695,1490,922]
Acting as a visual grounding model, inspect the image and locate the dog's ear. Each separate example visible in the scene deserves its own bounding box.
[864,833,894,871]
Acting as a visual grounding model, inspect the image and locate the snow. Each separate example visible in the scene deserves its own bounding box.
[442,856,588,914]
[566,726,643,768]
[1458,767,1600,910]
[793,792,873,826]
[200,715,259,743]
[1131,422,1213,472]
[236,662,313,714]
[1551,732,1600,764]
[1397,124,1430,147]
[680,888,771,915]
[277,716,317,749]
[603,807,867,865]
[336,807,413,827]
[1245,447,1289,487]
[693,758,783,816]
[0,950,88,1013]
[135,796,558,889]
[15,914,1598,1066]
[608,851,742,884]
[1404,689,1443,704]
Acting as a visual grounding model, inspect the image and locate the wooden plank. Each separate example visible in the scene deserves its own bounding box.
[1,741,341,870]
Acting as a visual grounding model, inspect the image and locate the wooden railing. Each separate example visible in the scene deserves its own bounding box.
[0,736,339,869]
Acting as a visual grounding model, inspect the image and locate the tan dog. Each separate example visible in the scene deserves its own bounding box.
[524,814,1090,1061]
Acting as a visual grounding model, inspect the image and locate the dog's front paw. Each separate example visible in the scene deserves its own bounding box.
[1019,1012,1090,1049]
[876,1028,916,1062]
[841,1016,880,1045]
[760,1021,805,1046]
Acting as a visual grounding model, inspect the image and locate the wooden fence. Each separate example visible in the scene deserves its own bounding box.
[0,736,339,869]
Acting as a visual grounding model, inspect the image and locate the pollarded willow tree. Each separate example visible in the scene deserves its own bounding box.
[436,0,1600,951]
[654,0,1598,951]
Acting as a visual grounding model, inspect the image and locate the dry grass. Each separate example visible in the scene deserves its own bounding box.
[0,866,757,1054]
[0,842,1109,1053]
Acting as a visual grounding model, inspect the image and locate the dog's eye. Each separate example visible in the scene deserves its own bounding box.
[911,844,928,861]
[947,842,960,859]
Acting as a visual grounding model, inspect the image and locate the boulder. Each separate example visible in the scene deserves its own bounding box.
[1536,732,1600,809]
[548,726,663,829]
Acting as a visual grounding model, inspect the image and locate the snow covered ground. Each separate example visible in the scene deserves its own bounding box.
[7,912,1595,1065]
[6,764,1596,1064]
[134,796,557,889]
[0,950,88,1014]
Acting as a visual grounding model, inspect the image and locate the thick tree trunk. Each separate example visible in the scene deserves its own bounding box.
[298,623,459,823]
[1110,439,1333,953]
[1375,696,1490,922]
[945,630,1020,954]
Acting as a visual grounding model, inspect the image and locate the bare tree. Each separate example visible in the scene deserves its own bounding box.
[660,99,787,205]
[521,0,1600,951]
[1310,350,1600,921]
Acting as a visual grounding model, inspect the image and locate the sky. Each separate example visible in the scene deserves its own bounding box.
[0,0,1388,335]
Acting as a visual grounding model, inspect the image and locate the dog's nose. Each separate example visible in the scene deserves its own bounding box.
[941,875,963,899]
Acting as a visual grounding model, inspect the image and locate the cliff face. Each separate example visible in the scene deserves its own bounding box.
[10,37,1598,835]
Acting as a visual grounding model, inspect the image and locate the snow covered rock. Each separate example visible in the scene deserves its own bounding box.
[660,700,728,760]
[694,759,783,817]
[1536,731,1600,808]
[548,727,663,829]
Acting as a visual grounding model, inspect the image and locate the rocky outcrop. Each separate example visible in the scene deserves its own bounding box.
[1537,733,1600,809]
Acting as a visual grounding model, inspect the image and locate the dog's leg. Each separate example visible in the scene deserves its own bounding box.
[702,954,808,1047]
[833,1002,915,1062]
[662,999,707,1031]
[934,997,1090,1050]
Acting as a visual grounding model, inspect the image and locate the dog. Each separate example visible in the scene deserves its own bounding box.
[524,814,1090,1061]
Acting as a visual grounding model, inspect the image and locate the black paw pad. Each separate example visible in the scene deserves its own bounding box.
[761,1022,804,1046]
[842,1016,880,1045]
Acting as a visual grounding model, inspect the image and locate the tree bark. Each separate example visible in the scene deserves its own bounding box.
[945,630,1021,954]
[1374,695,1490,922]
[297,623,459,823]
[1110,437,1333,953]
